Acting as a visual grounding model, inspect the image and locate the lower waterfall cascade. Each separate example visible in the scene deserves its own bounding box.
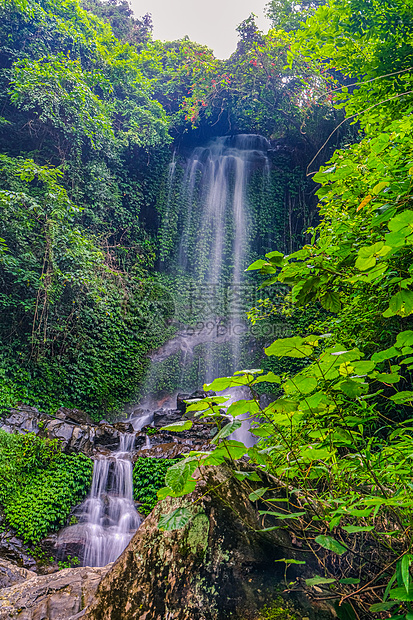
[81,433,141,567]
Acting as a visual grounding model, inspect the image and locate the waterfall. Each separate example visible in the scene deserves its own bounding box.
[157,134,270,387]
[81,434,141,567]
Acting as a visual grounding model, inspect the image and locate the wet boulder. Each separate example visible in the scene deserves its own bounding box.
[0,529,37,571]
[0,406,96,456]
[152,408,181,427]
[112,421,134,434]
[93,424,121,451]
[0,559,36,589]
[176,393,191,414]
[0,564,110,619]
[56,408,94,426]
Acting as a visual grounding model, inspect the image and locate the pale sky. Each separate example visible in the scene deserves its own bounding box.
[129,0,271,59]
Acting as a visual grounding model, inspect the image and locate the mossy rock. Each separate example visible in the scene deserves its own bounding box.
[254,598,299,619]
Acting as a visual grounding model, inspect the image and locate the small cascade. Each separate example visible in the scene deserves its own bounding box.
[81,434,141,567]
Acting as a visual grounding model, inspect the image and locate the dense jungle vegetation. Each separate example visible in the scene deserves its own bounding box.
[2,0,413,616]
[0,0,343,418]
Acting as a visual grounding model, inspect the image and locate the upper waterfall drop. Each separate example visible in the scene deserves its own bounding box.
[178,134,270,286]
[153,134,272,387]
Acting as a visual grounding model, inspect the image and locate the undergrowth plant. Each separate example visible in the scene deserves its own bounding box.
[133,456,181,516]
[0,430,93,542]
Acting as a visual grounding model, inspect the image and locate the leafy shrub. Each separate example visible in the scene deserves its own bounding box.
[0,430,93,542]
[133,457,181,516]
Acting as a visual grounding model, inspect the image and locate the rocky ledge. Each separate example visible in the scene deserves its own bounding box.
[0,563,110,620]
[82,465,335,620]
[0,396,212,458]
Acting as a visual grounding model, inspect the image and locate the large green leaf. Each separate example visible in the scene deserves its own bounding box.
[157,478,197,500]
[369,602,397,612]
[315,535,347,555]
[211,420,242,444]
[205,375,251,391]
[320,291,342,312]
[233,470,262,482]
[165,459,198,494]
[375,372,401,383]
[337,379,368,398]
[265,336,315,358]
[389,586,413,601]
[390,391,413,404]
[265,250,284,265]
[355,242,391,271]
[372,346,399,362]
[388,210,413,236]
[352,360,376,374]
[305,576,336,587]
[401,554,413,594]
[158,507,192,531]
[341,525,374,533]
[160,420,193,432]
[384,290,413,317]
[259,510,306,519]
[284,375,317,395]
[396,331,413,348]
[246,259,267,271]
[248,487,269,501]
[252,372,281,385]
[226,399,259,417]
[203,440,247,465]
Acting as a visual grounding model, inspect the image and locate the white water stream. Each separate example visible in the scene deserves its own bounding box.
[82,434,141,567]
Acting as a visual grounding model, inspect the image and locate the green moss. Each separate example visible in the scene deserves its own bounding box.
[0,429,93,543]
[178,511,210,559]
[255,599,298,620]
[133,457,181,516]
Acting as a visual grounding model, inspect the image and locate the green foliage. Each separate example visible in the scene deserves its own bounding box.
[0,0,178,417]
[0,429,93,542]
[265,0,325,32]
[0,155,175,417]
[81,0,152,45]
[294,0,413,132]
[58,554,80,570]
[254,598,297,620]
[133,456,181,516]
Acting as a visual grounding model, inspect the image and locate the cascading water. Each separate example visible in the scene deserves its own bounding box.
[151,134,272,391]
[141,134,274,441]
[81,434,141,567]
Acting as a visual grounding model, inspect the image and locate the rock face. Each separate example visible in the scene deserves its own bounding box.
[0,406,97,456]
[0,526,37,571]
[0,403,212,458]
[0,560,36,589]
[83,466,335,620]
[0,564,110,620]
